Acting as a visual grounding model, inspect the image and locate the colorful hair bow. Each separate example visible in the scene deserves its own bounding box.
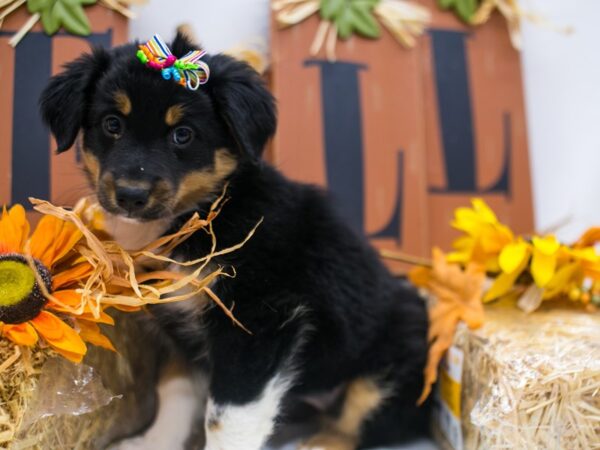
[136,34,210,90]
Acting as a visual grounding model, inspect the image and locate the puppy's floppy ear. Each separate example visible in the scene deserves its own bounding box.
[207,54,277,161]
[39,47,110,153]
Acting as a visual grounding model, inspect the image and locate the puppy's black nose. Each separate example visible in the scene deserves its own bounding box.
[115,186,150,213]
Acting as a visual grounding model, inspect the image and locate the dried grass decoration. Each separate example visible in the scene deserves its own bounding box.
[450,307,600,450]
[383,198,600,408]
[0,190,259,363]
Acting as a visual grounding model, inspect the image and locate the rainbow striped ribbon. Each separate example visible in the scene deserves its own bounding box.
[136,34,210,90]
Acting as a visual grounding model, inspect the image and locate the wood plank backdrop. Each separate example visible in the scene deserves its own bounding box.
[270,0,534,268]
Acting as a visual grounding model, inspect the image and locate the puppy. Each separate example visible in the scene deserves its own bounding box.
[40,32,430,450]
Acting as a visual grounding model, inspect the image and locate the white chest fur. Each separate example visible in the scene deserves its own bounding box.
[102,212,172,251]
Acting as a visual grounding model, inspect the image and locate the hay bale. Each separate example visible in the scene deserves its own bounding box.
[434,306,600,450]
[1,312,160,450]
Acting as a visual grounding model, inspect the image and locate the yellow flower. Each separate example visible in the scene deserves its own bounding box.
[542,262,583,300]
[0,205,114,362]
[483,238,531,302]
[530,235,561,287]
[448,198,514,272]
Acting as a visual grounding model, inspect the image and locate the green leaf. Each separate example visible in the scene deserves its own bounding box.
[320,0,345,20]
[436,0,479,23]
[352,0,379,7]
[57,1,91,35]
[437,0,454,9]
[27,0,50,13]
[335,5,354,39]
[456,0,477,22]
[34,0,92,36]
[40,8,60,34]
[62,0,96,8]
[350,2,380,39]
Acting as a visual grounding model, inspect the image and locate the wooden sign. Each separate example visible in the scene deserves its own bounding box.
[270,0,533,263]
[0,6,127,214]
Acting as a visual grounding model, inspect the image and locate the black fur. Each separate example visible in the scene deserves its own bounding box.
[40,32,430,448]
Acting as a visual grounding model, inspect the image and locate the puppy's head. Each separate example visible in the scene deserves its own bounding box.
[40,33,276,221]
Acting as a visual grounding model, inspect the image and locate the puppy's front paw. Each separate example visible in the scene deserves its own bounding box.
[109,433,185,450]
[109,436,147,450]
[297,431,357,450]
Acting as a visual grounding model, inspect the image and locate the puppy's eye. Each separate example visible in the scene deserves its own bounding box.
[172,127,194,147]
[103,115,123,138]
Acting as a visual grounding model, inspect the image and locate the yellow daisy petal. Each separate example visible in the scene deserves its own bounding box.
[543,262,582,299]
[471,198,498,223]
[499,240,530,274]
[532,235,560,255]
[484,266,521,302]
[531,249,558,288]
[452,208,487,235]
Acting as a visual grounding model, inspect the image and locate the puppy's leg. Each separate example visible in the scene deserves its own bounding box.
[204,372,294,450]
[201,312,308,450]
[112,359,207,450]
[298,378,387,450]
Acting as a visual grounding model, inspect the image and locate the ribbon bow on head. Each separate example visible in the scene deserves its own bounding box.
[136,34,210,91]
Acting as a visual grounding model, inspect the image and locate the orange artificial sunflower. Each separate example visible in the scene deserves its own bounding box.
[0,204,114,363]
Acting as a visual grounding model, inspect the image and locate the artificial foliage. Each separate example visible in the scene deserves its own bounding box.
[28,0,96,36]
[273,0,431,59]
[320,0,381,39]
[273,0,565,56]
[411,248,485,404]
[0,205,113,362]
[0,0,139,47]
[0,194,258,363]
[383,199,600,403]
[436,0,481,23]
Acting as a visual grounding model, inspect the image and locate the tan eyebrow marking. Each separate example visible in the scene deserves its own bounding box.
[114,91,132,116]
[165,104,185,126]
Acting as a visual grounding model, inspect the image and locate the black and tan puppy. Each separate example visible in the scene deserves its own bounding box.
[40,32,430,450]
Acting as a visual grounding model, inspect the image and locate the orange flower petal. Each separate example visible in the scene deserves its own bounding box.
[28,215,82,267]
[52,263,93,290]
[408,265,431,287]
[51,289,83,308]
[111,304,142,313]
[53,348,85,363]
[2,322,38,346]
[0,205,30,253]
[76,310,115,326]
[50,290,115,325]
[31,311,87,360]
[77,320,116,352]
[48,305,115,324]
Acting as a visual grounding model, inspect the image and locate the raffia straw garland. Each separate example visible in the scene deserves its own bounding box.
[272,0,430,62]
[471,0,572,50]
[27,189,259,334]
[0,0,145,47]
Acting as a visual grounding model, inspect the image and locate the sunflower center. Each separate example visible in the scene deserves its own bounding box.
[0,260,35,307]
[0,254,52,324]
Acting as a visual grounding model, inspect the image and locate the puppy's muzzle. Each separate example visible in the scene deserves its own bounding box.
[115,185,150,214]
